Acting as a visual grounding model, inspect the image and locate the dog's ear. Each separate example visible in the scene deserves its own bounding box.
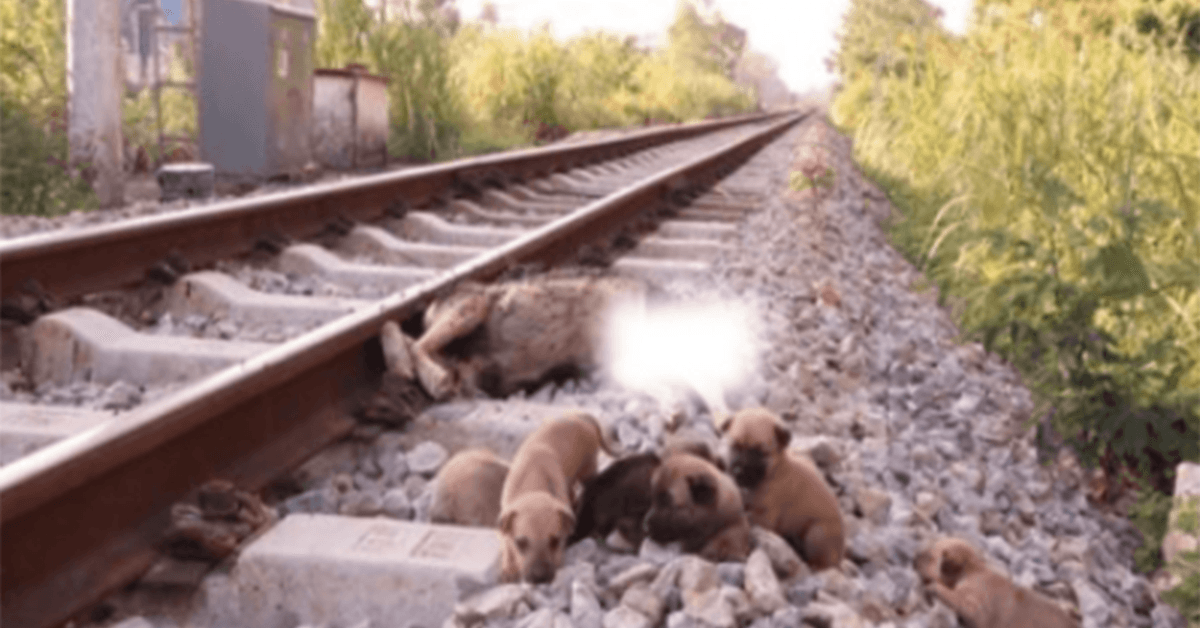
[774,422,792,449]
[498,508,516,534]
[686,473,718,506]
[939,543,972,587]
[715,412,733,433]
[557,502,576,532]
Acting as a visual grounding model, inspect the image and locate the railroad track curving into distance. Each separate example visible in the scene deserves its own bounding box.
[0,110,806,628]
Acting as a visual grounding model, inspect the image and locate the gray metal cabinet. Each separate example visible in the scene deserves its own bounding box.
[199,0,314,181]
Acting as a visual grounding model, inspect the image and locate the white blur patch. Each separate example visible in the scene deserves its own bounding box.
[602,298,761,419]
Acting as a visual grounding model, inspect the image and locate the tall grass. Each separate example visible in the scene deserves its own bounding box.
[833,0,1200,584]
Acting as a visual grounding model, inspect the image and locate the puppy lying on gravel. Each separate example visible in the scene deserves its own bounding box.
[570,432,724,548]
[380,275,645,399]
[721,407,844,570]
[499,411,614,583]
[570,451,660,548]
[915,537,1078,628]
[429,448,509,527]
[644,451,752,562]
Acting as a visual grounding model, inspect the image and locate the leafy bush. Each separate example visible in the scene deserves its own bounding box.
[1,94,95,215]
[831,0,1200,588]
[1,0,96,215]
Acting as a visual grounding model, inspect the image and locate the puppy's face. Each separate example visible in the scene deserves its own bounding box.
[644,454,737,548]
[721,408,791,489]
[498,492,575,584]
[915,537,979,588]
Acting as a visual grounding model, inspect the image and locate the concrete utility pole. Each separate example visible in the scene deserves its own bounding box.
[68,0,125,208]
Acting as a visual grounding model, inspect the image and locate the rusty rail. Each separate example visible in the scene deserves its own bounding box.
[0,112,780,305]
[0,111,804,628]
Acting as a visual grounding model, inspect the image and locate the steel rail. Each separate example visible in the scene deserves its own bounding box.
[0,112,780,305]
[0,111,805,628]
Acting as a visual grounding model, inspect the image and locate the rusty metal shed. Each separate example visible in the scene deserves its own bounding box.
[199,0,314,181]
[312,64,390,170]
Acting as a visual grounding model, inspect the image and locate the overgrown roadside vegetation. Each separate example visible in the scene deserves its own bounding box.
[831,0,1199,617]
[313,0,757,161]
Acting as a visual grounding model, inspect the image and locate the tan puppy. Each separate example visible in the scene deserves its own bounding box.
[914,537,1078,628]
[644,452,752,562]
[498,411,612,583]
[429,448,509,527]
[721,407,844,570]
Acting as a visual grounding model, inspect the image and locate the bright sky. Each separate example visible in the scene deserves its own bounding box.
[454,0,975,94]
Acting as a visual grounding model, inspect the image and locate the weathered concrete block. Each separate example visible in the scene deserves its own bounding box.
[233,514,501,628]
[30,308,270,386]
[167,271,367,327]
[157,162,215,202]
[278,244,435,293]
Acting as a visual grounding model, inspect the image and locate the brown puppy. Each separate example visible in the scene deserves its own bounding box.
[914,537,1078,628]
[721,407,844,570]
[644,452,752,562]
[498,411,612,583]
[429,448,509,527]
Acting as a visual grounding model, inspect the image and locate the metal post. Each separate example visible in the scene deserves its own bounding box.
[67,0,125,208]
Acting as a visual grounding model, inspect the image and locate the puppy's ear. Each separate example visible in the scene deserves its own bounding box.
[774,422,792,449]
[939,544,971,587]
[687,473,718,506]
[498,508,516,534]
[557,502,577,532]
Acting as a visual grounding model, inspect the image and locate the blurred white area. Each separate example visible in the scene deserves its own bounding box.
[602,298,761,418]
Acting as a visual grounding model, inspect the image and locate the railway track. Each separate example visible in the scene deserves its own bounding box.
[0,111,805,628]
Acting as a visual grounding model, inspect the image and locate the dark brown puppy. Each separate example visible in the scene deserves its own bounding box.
[498,411,611,583]
[644,452,751,562]
[429,448,509,527]
[721,407,844,570]
[570,452,660,547]
[569,434,722,548]
[915,537,1078,628]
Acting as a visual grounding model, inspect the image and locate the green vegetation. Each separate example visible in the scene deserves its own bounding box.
[316,0,756,160]
[1,0,95,215]
[832,0,1200,610]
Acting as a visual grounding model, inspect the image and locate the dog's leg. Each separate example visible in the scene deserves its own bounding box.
[798,522,843,571]
[410,293,491,399]
[928,581,987,628]
[415,292,490,355]
[380,321,416,380]
[499,539,521,583]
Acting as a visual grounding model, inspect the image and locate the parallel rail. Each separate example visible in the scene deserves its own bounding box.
[0,112,780,305]
[0,111,804,628]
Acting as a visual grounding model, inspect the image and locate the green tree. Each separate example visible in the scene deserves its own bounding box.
[667,0,746,78]
[1,0,95,215]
